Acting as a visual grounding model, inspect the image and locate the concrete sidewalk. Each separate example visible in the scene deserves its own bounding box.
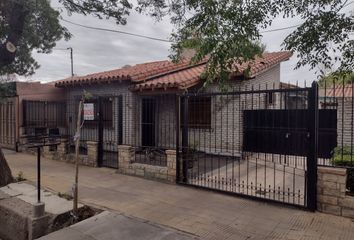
[5,150,354,240]
[37,211,198,240]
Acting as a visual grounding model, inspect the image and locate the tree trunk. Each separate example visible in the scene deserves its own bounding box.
[0,147,14,187]
[73,99,83,219]
[0,1,28,67]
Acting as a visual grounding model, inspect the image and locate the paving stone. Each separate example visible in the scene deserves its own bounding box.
[5,150,354,240]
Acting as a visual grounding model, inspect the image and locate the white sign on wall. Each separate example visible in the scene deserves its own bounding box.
[83,103,95,121]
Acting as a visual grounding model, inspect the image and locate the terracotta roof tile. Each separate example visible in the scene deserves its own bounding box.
[322,84,354,98]
[55,60,193,87]
[133,51,293,92]
[55,51,292,91]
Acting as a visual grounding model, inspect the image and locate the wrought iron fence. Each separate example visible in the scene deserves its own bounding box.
[177,85,315,208]
[22,100,66,136]
[318,81,354,195]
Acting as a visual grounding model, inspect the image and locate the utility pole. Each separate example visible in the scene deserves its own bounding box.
[67,47,74,77]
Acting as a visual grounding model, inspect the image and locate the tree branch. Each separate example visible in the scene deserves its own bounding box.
[0,1,28,68]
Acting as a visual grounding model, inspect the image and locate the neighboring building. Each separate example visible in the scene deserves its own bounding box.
[54,51,293,168]
[320,84,354,148]
[0,82,65,150]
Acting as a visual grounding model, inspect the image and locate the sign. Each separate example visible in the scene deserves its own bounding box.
[83,103,95,121]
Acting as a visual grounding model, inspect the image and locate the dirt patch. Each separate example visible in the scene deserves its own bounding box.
[49,205,102,232]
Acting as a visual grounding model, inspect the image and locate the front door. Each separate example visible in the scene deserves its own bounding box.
[141,98,156,147]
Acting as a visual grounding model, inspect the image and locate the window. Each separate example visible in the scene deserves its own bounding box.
[81,98,113,128]
[266,92,275,105]
[182,97,212,129]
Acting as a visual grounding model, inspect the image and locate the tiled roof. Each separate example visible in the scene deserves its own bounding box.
[55,51,292,91]
[55,59,194,87]
[132,64,206,91]
[133,51,293,92]
[280,82,299,89]
[322,84,354,98]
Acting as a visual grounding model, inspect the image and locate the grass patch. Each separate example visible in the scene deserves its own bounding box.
[15,171,26,182]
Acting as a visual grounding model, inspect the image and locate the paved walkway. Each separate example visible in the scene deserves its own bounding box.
[5,150,354,240]
[38,211,197,240]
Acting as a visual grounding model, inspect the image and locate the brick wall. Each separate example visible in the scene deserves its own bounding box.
[154,64,281,155]
[65,64,281,158]
[337,98,353,147]
[66,82,137,150]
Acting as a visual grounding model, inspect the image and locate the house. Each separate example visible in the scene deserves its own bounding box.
[319,84,354,148]
[0,81,65,150]
[53,51,293,170]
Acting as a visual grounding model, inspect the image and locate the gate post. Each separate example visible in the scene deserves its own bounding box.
[307,81,319,211]
[97,97,104,167]
[175,95,181,183]
[181,96,189,183]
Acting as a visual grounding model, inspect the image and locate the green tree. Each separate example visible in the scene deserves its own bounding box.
[0,0,353,83]
[318,71,354,87]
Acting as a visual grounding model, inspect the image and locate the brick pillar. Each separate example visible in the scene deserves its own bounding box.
[86,141,98,167]
[317,167,347,215]
[57,138,68,155]
[118,145,135,173]
[166,150,177,183]
[42,146,51,156]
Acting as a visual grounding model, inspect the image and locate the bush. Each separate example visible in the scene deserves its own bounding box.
[332,147,354,195]
[331,146,354,166]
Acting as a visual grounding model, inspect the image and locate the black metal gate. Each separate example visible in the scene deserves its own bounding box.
[68,96,121,169]
[177,83,319,210]
[98,96,121,169]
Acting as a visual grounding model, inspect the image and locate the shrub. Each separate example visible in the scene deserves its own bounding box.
[331,146,354,166]
[332,147,354,195]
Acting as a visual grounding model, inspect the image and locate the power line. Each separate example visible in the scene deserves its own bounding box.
[260,24,301,33]
[61,18,172,43]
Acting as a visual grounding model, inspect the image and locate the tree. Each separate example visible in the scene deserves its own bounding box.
[0,75,15,187]
[0,0,70,76]
[318,71,354,87]
[1,0,353,83]
[0,148,13,187]
[72,90,91,220]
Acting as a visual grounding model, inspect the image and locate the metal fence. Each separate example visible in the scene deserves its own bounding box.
[177,85,318,208]
[20,79,354,207]
[0,98,16,149]
[318,83,354,168]
[23,100,66,136]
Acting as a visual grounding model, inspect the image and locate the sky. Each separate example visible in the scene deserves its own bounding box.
[20,0,353,86]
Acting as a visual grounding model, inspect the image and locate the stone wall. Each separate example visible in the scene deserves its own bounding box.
[117,145,176,183]
[317,167,354,218]
[43,139,98,167]
[0,191,51,240]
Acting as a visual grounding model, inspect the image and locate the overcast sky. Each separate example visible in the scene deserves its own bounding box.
[20,0,352,86]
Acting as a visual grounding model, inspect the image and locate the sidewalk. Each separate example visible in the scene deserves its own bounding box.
[5,150,354,240]
[38,211,198,240]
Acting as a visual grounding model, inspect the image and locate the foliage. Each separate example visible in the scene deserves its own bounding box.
[318,71,354,87]
[332,146,354,195]
[332,146,354,166]
[138,0,354,84]
[0,0,71,76]
[16,171,26,182]
[1,0,353,85]
[58,191,74,200]
[0,82,16,99]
